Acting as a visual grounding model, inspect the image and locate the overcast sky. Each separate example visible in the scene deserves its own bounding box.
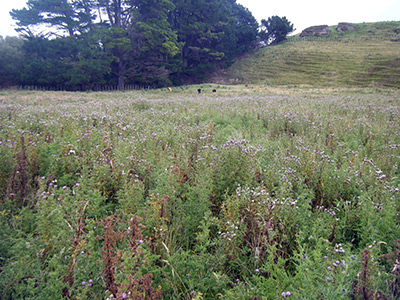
[1,0,399,37]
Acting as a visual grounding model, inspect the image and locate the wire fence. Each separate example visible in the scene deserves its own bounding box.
[1,84,156,92]
[286,35,400,42]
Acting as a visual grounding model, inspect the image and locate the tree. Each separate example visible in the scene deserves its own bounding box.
[259,16,294,45]
[8,0,258,88]
[10,0,131,88]
[169,0,258,81]
[0,37,24,87]
[126,0,181,86]
[10,0,94,37]
[216,3,258,63]
[20,35,112,90]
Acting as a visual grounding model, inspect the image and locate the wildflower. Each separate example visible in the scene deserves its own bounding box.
[281,291,291,297]
[122,293,127,299]
[327,267,332,271]
[81,281,86,286]
[138,240,144,244]
[255,269,260,273]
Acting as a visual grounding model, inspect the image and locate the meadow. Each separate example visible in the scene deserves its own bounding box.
[0,86,399,299]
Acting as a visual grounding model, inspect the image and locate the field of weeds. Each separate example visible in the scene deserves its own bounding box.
[0,87,399,299]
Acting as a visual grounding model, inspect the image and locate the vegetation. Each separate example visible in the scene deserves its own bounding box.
[0,0,261,89]
[211,21,400,88]
[0,86,399,299]
[259,16,294,45]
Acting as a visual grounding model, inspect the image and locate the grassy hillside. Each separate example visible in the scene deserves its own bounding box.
[210,21,400,88]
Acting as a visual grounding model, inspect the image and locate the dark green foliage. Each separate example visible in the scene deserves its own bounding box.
[6,0,259,88]
[127,0,181,87]
[259,15,294,45]
[10,0,93,36]
[170,0,258,81]
[0,37,24,87]
[19,35,112,90]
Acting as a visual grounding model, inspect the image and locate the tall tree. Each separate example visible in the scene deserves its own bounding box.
[230,4,258,56]
[127,0,181,86]
[9,0,258,88]
[10,0,94,37]
[0,37,24,87]
[10,0,131,87]
[170,0,258,81]
[83,0,133,88]
[170,0,226,79]
[19,35,112,90]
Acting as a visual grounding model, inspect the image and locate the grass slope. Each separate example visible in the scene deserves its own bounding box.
[211,21,400,88]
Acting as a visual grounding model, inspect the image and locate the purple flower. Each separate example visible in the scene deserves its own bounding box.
[81,281,86,286]
[88,279,93,284]
[255,269,260,273]
[327,267,332,271]
[281,292,286,297]
[138,239,144,244]
[285,291,291,296]
[122,293,127,299]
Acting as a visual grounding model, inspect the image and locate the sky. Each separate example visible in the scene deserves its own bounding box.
[0,0,399,37]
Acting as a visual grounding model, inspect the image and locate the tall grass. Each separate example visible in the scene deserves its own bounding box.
[0,88,399,299]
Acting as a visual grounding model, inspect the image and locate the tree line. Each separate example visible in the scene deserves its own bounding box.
[1,0,294,90]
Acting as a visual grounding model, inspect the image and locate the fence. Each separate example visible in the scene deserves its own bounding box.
[286,35,400,43]
[1,84,156,92]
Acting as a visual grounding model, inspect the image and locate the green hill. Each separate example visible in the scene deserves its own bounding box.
[210,21,400,88]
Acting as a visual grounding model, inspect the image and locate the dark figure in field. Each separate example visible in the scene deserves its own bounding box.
[198,88,201,94]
